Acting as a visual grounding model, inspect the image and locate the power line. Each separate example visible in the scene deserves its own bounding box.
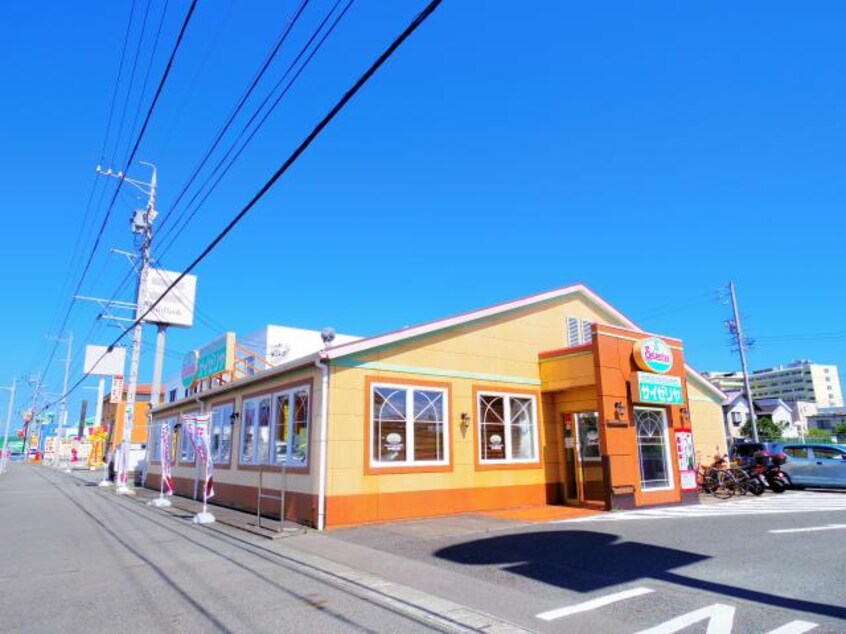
[123,0,171,167]
[112,0,153,165]
[156,0,310,235]
[40,0,444,414]
[157,0,353,257]
[38,0,199,390]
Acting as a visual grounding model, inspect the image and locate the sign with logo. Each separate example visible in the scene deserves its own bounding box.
[83,345,126,376]
[195,333,235,382]
[110,375,125,404]
[140,269,198,328]
[181,350,199,388]
[633,337,674,374]
[634,372,684,405]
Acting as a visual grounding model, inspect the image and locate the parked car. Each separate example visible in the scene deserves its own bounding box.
[780,444,846,488]
[731,441,783,467]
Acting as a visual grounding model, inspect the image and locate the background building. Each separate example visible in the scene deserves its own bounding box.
[705,361,843,408]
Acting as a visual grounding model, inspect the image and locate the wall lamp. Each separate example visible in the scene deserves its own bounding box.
[680,407,691,426]
[230,411,240,423]
[459,412,471,436]
[614,401,627,420]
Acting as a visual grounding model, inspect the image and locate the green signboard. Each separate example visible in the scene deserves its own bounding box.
[195,333,235,382]
[634,372,684,406]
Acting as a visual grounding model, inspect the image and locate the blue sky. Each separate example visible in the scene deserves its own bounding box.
[1,1,844,421]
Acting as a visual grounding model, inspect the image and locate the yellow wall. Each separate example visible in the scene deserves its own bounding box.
[325,297,612,499]
[688,378,728,466]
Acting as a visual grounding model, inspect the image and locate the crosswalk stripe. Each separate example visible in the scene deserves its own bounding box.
[555,492,846,523]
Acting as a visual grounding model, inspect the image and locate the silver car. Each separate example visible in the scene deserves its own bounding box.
[781,444,846,488]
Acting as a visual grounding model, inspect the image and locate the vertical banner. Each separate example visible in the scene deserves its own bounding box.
[675,429,697,490]
[160,422,174,496]
[183,414,214,500]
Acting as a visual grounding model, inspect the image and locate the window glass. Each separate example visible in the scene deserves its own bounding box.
[274,394,290,464]
[373,387,409,463]
[413,390,445,462]
[371,384,448,466]
[635,408,671,490]
[479,395,506,461]
[510,397,535,460]
[813,447,844,460]
[180,412,198,463]
[784,446,808,459]
[210,404,233,464]
[150,421,163,460]
[240,400,256,463]
[256,397,272,463]
[291,390,309,465]
[478,392,538,463]
[576,412,601,460]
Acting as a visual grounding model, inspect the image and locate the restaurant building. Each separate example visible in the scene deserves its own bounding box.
[146,284,727,529]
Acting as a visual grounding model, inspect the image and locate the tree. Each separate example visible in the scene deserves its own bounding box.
[739,416,783,440]
[807,427,832,439]
[834,422,846,438]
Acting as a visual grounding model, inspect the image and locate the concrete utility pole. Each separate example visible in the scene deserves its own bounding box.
[98,162,158,494]
[0,378,16,474]
[729,281,759,442]
[48,332,73,466]
[23,375,43,462]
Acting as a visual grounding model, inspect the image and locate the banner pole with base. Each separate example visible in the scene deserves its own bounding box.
[98,448,111,487]
[149,421,172,508]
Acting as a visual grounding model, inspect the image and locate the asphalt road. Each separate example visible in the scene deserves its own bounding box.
[0,465,466,634]
[328,491,846,633]
[3,464,845,634]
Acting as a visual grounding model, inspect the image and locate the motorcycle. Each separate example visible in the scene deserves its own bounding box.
[739,463,767,495]
[752,450,790,493]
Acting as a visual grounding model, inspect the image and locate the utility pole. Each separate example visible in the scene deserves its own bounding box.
[23,375,43,462]
[98,162,157,494]
[48,332,73,466]
[728,281,759,442]
[0,378,16,474]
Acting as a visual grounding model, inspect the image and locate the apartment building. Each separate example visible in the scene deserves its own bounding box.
[705,362,843,408]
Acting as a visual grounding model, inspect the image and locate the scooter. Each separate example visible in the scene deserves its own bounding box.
[764,452,790,493]
[739,463,767,495]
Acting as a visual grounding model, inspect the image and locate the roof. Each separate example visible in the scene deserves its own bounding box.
[153,284,727,414]
[754,398,790,414]
[321,283,726,402]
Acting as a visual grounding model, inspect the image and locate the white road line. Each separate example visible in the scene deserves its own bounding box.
[556,492,846,523]
[769,524,846,534]
[535,587,653,621]
[765,621,818,634]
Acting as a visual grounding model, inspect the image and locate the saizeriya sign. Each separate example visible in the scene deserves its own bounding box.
[633,336,674,374]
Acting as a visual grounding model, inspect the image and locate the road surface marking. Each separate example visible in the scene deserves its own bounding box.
[557,492,846,523]
[769,524,846,534]
[635,603,735,633]
[535,586,653,621]
[765,621,818,634]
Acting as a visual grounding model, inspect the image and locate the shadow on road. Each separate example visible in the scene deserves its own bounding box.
[434,529,846,621]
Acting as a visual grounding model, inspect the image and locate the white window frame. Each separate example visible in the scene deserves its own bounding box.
[239,395,272,465]
[634,406,674,492]
[270,386,311,467]
[370,382,449,468]
[209,403,234,465]
[240,387,311,466]
[477,391,540,464]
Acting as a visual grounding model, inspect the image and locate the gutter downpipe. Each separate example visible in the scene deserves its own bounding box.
[315,357,329,531]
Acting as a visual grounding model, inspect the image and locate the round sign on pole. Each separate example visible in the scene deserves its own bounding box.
[182,350,199,388]
[633,337,674,374]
